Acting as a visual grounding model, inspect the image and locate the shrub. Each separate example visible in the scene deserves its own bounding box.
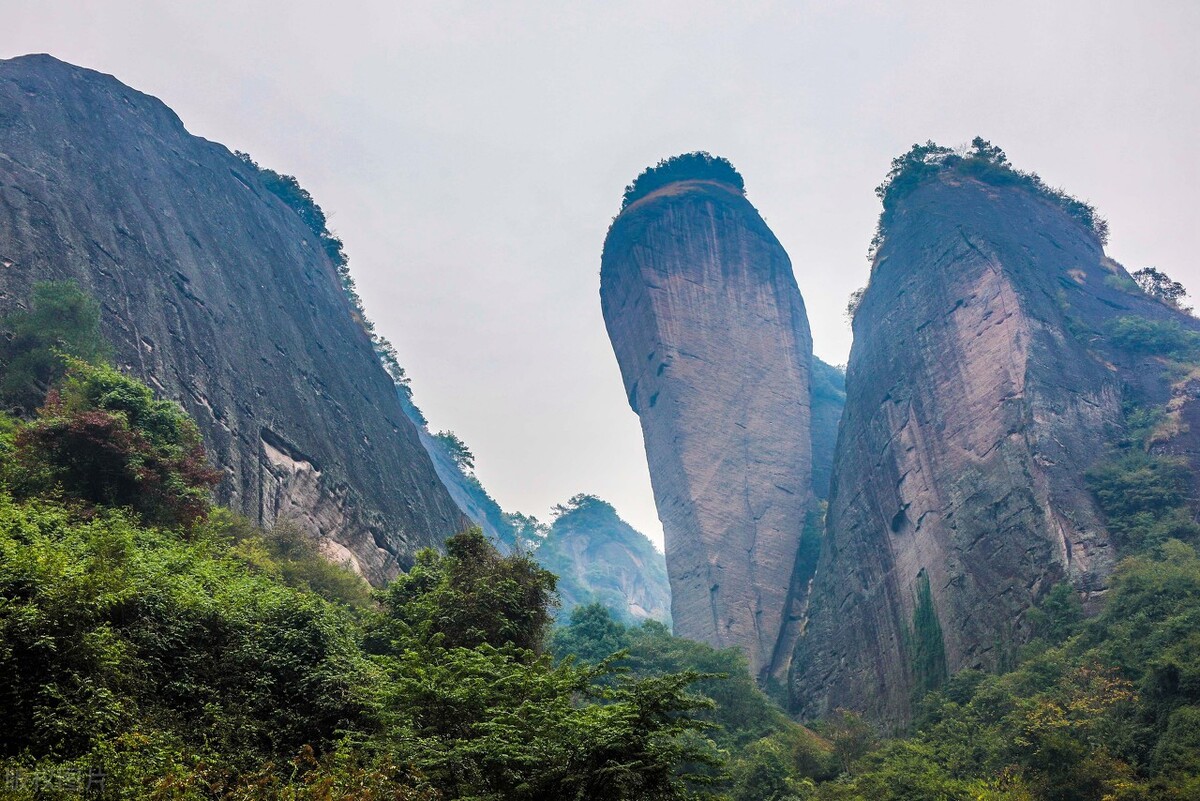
[0,280,108,414]
[621,152,745,210]
[374,526,558,654]
[1086,452,1200,550]
[13,360,221,529]
[869,137,1109,261]
[1106,316,1200,360]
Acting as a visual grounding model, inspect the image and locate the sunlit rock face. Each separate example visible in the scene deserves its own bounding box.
[791,170,1200,727]
[0,55,465,582]
[601,173,815,676]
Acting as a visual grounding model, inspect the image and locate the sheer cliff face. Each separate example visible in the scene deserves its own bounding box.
[601,178,814,675]
[0,55,465,582]
[791,172,1197,725]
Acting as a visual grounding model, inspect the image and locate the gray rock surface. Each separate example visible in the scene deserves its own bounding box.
[810,357,845,500]
[601,176,815,675]
[791,170,1200,726]
[0,54,465,582]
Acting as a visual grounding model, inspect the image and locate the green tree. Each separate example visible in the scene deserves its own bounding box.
[1132,267,1190,310]
[433,429,476,472]
[373,527,557,654]
[0,280,108,413]
[12,359,222,528]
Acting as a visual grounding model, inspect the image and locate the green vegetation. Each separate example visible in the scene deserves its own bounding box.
[0,280,109,414]
[553,603,837,798]
[0,340,728,798]
[621,152,745,210]
[432,430,475,472]
[844,287,865,322]
[7,282,1200,798]
[502,510,550,551]
[1087,453,1200,550]
[909,572,949,700]
[804,541,1200,800]
[1132,267,1191,313]
[869,137,1109,260]
[13,359,222,530]
[1105,315,1200,361]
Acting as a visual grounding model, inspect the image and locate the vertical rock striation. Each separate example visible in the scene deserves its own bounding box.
[792,158,1200,726]
[600,158,814,675]
[0,55,465,582]
[809,357,846,501]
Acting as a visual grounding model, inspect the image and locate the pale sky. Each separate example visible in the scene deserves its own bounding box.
[6,1,1198,547]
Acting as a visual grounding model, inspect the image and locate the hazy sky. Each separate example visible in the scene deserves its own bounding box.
[6,1,1199,546]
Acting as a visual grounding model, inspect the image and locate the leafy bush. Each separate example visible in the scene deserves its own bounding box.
[0,280,108,414]
[0,496,375,778]
[1105,316,1200,360]
[621,151,745,210]
[1086,452,1200,550]
[869,137,1109,260]
[217,509,373,608]
[374,526,558,655]
[13,359,221,529]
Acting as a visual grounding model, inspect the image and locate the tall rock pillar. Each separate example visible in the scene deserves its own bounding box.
[600,157,814,674]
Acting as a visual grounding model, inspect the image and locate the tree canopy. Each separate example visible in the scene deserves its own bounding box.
[621,151,745,210]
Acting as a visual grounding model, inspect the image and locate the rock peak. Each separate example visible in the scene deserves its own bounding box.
[601,162,815,677]
[619,151,745,211]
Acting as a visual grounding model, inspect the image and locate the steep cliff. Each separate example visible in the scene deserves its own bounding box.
[600,154,815,675]
[0,54,465,582]
[535,494,671,625]
[791,142,1200,725]
[810,357,845,500]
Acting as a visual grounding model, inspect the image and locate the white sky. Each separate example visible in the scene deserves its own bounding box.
[6,1,1198,547]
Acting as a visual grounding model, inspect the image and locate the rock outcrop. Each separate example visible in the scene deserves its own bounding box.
[601,156,815,675]
[535,494,671,625]
[0,54,465,582]
[791,155,1200,726]
[810,358,845,501]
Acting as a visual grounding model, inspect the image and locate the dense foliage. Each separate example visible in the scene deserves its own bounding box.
[621,152,745,210]
[553,604,837,797]
[0,356,728,798]
[1132,267,1191,312]
[869,137,1109,260]
[12,360,222,530]
[0,280,109,414]
[7,281,1200,798]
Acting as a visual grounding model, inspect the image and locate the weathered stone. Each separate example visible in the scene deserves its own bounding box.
[810,357,845,501]
[601,175,814,675]
[791,170,1200,726]
[0,54,465,582]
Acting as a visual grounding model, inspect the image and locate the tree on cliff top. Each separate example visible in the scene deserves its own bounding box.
[868,137,1109,260]
[621,151,745,210]
[1133,267,1192,313]
[433,429,475,472]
